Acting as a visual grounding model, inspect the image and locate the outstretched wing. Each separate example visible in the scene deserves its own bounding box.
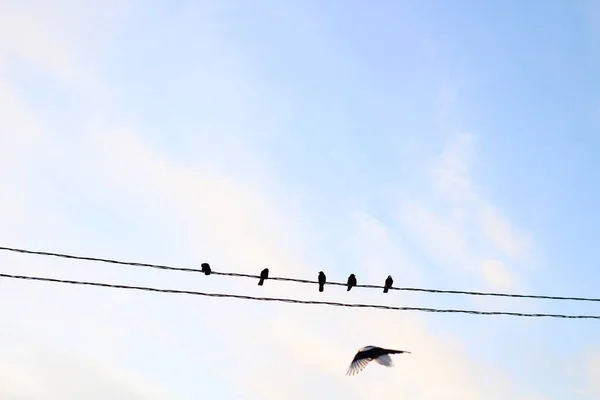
[374,354,393,367]
[346,352,373,376]
[346,358,372,376]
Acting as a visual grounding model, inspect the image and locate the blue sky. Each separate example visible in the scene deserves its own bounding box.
[1,0,599,398]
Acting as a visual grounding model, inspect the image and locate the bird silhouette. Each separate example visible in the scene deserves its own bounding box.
[318,271,326,292]
[347,274,357,291]
[346,345,411,376]
[383,275,393,293]
[201,263,211,276]
[258,268,269,285]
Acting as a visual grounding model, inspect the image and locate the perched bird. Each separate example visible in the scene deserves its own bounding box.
[346,345,411,376]
[258,268,269,286]
[346,274,357,291]
[383,275,393,293]
[318,271,326,292]
[201,262,211,276]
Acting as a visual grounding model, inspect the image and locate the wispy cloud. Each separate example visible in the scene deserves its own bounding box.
[398,126,533,292]
[479,205,531,259]
[0,107,541,399]
[584,348,600,395]
[0,328,180,400]
[431,132,476,202]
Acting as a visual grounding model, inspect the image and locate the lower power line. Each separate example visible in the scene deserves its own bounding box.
[0,272,598,320]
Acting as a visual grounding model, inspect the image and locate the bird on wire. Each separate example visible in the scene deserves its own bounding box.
[347,274,357,291]
[318,271,326,292]
[201,263,211,276]
[258,268,269,286]
[383,275,393,293]
[346,345,411,376]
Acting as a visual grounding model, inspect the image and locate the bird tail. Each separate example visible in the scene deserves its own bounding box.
[383,287,389,293]
[385,349,410,355]
[258,279,264,286]
[319,284,324,292]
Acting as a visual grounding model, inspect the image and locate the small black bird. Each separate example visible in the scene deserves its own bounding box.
[258,268,269,286]
[201,263,211,276]
[346,345,411,376]
[318,271,326,292]
[383,275,393,293]
[347,274,357,291]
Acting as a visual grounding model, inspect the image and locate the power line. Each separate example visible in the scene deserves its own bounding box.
[1,245,599,303]
[1,272,599,319]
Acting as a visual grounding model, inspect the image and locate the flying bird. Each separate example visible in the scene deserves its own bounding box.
[318,271,326,292]
[346,345,411,376]
[258,268,269,285]
[383,275,393,293]
[201,263,211,276]
[346,273,357,291]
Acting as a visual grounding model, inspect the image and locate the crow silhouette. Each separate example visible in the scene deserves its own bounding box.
[201,263,211,276]
[346,345,411,376]
[383,275,393,293]
[318,271,326,292]
[258,268,269,285]
[346,274,357,291]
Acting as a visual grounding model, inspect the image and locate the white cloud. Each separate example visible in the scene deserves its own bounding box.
[261,306,528,400]
[479,205,531,259]
[349,212,414,282]
[0,329,181,400]
[480,258,517,290]
[585,349,600,395]
[431,132,476,202]
[399,201,468,267]
[0,4,74,78]
[2,124,533,400]
[407,126,533,289]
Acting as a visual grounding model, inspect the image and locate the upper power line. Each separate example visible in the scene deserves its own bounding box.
[1,245,599,303]
[1,272,599,320]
